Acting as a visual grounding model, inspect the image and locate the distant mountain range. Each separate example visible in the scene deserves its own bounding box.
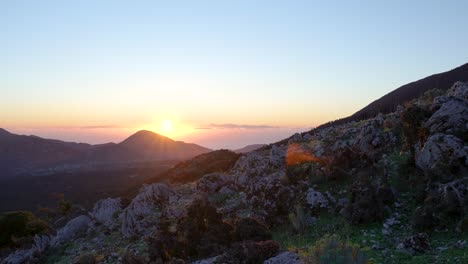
[0,129,211,177]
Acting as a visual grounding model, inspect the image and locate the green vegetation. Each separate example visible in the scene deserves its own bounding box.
[0,210,49,248]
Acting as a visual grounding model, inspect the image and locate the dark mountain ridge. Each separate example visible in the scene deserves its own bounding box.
[0,129,211,177]
[316,62,468,130]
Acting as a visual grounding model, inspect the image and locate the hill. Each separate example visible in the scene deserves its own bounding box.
[316,62,468,130]
[233,144,266,153]
[0,129,211,177]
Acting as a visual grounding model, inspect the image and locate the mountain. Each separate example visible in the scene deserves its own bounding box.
[233,144,267,153]
[316,62,468,130]
[0,129,211,177]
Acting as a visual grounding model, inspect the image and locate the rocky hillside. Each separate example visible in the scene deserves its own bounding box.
[1,82,467,263]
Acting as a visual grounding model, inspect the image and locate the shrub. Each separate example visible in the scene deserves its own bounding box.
[300,235,368,264]
[0,211,49,248]
[232,218,271,242]
[288,205,309,234]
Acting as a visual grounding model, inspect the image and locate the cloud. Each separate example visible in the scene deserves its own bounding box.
[197,123,278,130]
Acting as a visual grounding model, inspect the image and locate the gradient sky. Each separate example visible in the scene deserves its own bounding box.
[2,0,468,149]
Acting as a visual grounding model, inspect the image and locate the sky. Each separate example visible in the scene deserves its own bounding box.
[1,0,468,149]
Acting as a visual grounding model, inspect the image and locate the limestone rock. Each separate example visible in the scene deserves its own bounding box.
[89,197,121,229]
[416,133,467,182]
[305,188,329,210]
[264,251,302,264]
[121,183,174,237]
[51,215,91,247]
[425,98,468,138]
[197,173,233,194]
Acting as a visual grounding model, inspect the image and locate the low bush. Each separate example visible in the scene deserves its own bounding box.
[0,210,49,248]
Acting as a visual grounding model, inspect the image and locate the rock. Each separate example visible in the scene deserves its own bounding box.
[397,233,430,255]
[89,198,121,229]
[197,173,233,194]
[51,215,91,247]
[1,235,51,264]
[416,133,467,182]
[288,133,303,144]
[447,81,468,100]
[264,251,302,264]
[191,256,219,264]
[424,98,468,138]
[121,183,174,237]
[305,188,329,210]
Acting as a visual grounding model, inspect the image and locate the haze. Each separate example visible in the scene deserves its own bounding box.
[2,0,468,149]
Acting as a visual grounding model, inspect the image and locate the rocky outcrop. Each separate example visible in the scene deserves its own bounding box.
[1,235,51,264]
[121,183,174,237]
[416,133,467,182]
[425,98,468,138]
[447,81,468,100]
[51,215,91,247]
[89,198,121,229]
[197,173,233,194]
[305,188,329,211]
[264,251,302,264]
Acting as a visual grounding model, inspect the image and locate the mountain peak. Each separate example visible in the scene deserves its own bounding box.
[119,130,174,146]
[0,128,10,136]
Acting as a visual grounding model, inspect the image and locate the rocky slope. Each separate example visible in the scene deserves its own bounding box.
[1,82,467,263]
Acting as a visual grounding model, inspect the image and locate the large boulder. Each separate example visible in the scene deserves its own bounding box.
[424,98,468,139]
[305,188,329,211]
[121,183,174,237]
[51,215,91,247]
[89,198,121,229]
[416,133,467,183]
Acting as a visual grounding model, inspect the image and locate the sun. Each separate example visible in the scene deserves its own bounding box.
[160,119,173,133]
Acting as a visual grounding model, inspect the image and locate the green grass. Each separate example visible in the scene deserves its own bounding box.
[272,194,468,264]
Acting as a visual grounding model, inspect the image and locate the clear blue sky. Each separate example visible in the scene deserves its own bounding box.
[1,0,468,148]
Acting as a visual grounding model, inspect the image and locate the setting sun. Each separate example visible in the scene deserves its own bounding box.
[160,119,173,133]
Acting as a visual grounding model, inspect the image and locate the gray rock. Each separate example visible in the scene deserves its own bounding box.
[425,98,468,138]
[121,183,174,237]
[51,215,91,247]
[89,197,121,229]
[197,173,233,193]
[305,188,329,210]
[264,251,302,264]
[416,133,467,182]
[1,235,51,264]
[447,81,468,100]
[191,256,219,264]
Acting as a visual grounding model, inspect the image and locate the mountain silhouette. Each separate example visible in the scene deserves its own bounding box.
[0,129,211,177]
